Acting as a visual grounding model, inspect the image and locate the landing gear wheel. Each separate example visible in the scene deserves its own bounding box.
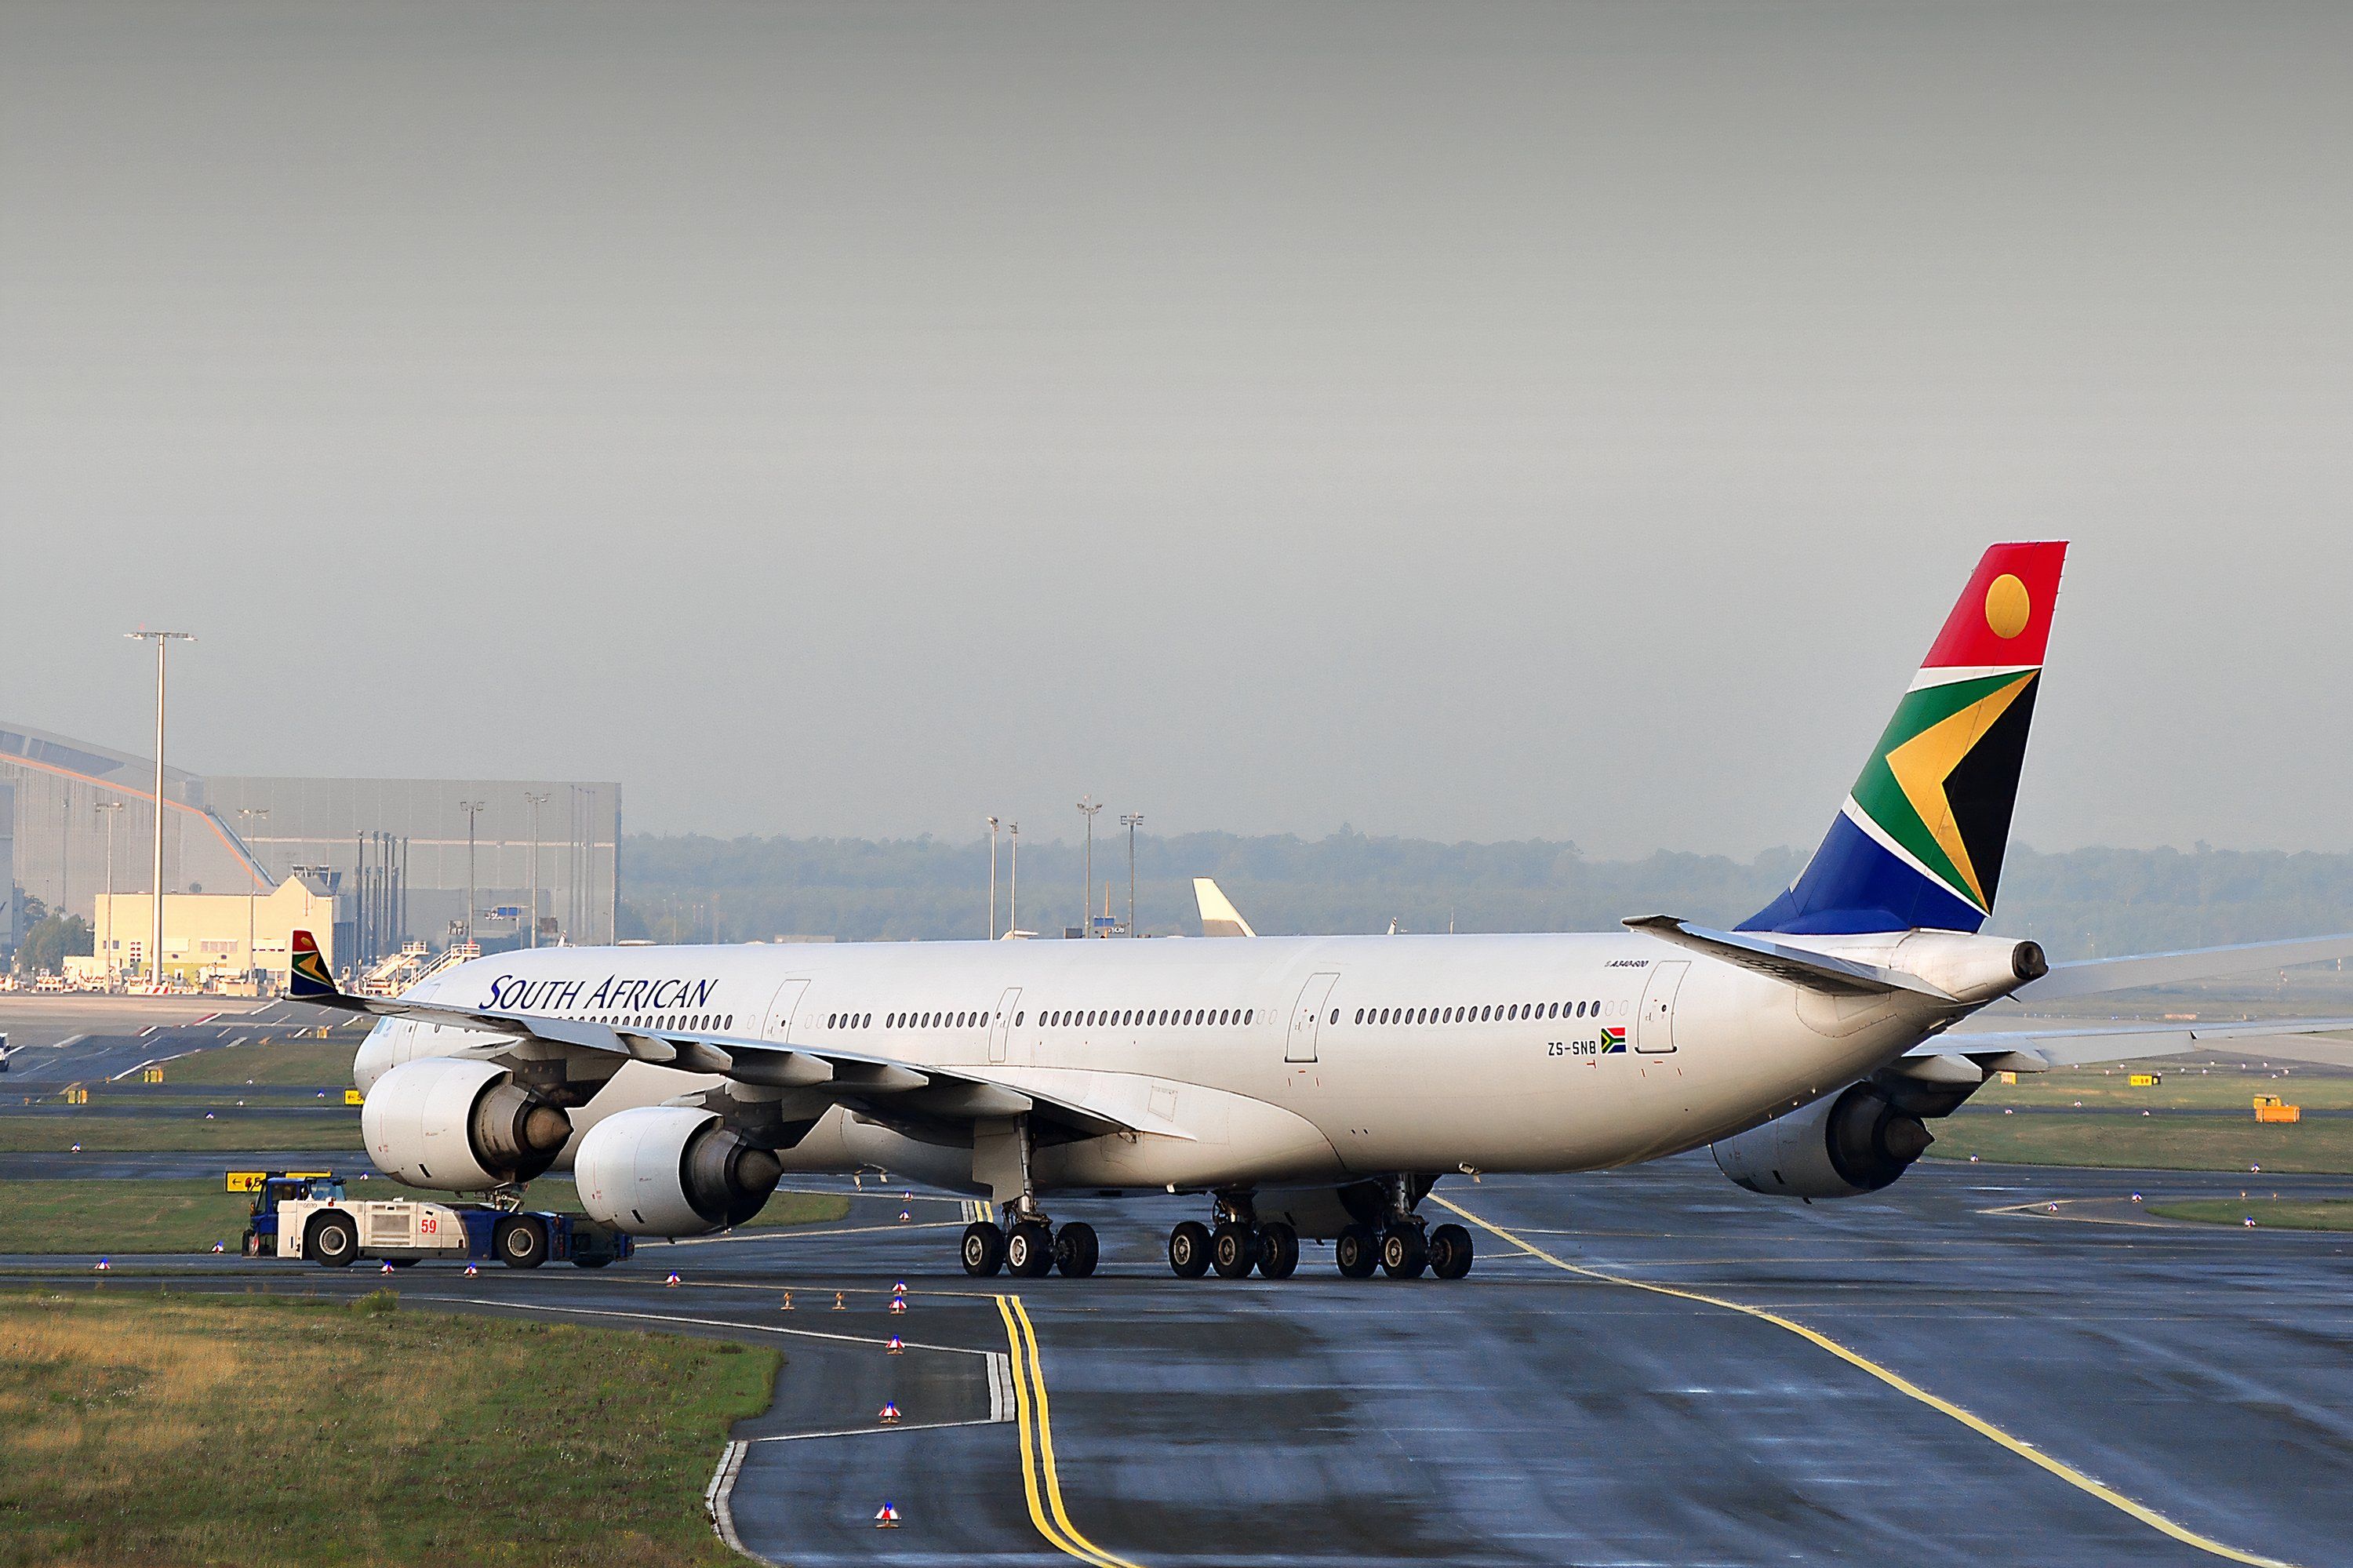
[1380,1224,1428,1279]
[1168,1220,1211,1278]
[307,1212,358,1268]
[1255,1221,1299,1279]
[1006,1221,1056,1277]
[1334,1223,1378,1279]
[1053,1221,1099,1278]
[1210,1222,1258,1279]
[961,1221,1007,1277]
[1427,1222,1475,1279]
[494,1215,549,1269]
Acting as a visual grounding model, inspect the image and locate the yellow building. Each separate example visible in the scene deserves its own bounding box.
[94,875,339,982]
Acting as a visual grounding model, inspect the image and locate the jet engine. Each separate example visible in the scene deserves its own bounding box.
[574,1106,784,1237]
[1711,1082,1932,1199]
[362,1057,574,1191]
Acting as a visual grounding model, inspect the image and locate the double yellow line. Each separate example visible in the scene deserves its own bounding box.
[995,1294,1141,1568]
[1432,1195,2300,1568]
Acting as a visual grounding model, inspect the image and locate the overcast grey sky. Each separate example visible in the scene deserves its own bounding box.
[3,2,2348,857]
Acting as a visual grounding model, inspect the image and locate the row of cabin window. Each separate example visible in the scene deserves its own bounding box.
[590,1012,734,1031]
[1042,1006,1253,1029]
[1353,999,1624,1027]
[874,1009,999,1030]
[827,1012,873,1029]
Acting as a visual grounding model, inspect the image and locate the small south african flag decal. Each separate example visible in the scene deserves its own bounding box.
[1598,1028,1626,1054]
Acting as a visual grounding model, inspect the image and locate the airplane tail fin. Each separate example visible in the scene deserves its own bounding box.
[1193,879,1257,938]
[1741,541,2068,935]
[288,929,338,1000]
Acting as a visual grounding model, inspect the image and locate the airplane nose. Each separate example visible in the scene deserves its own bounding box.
[353,1020,396,1094]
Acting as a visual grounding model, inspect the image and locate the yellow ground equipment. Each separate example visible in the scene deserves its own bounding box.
[2253,1095,2302,1124]
[2128,1073,2161,1087]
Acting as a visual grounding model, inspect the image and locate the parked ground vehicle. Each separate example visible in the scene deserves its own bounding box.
[233,1170,632,1269]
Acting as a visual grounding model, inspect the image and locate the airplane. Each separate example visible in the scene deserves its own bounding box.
[294,540,2353,1282]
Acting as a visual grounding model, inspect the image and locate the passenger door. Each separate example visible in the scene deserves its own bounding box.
[761,978,812,1044]
[1286,972,1340,1063]
[988,987,1023,1064]
[1635,961,1688,1053]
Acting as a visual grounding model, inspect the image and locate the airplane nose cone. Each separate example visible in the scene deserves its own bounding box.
[352,1022,395,1094]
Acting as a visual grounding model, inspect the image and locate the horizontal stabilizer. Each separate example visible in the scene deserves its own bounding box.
[1908,1015,2353,1071]
[1624,916,1956,999]
[2013,933,2353,1002]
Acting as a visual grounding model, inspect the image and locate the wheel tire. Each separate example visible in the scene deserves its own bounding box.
[1168,1220,1212,1278]
[1380,1223,1429,1279]
[1427,1222,1475,1280]
[494,1216,549,1270]
[1053,1221,1099,1278]
[1007,1221,1056,1277]
[1210,1221,1258,1278]
[240,1228,259,1258]
[308,1213,358,1268]
[1256,1221,1300,1279]
[961,1221,1007,1277]
[1334,1223,1378,1279]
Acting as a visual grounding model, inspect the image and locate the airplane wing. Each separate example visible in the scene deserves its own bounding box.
[2008,932,2353,1002]
[1194,879,1257,938]
[288,930,1173,1141]
[1903,1016,2353,1071]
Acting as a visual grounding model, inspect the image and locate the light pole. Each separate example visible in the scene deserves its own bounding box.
[126,630,194,981]
[987,817,1000,940]
[1076,797,1101,937]
[58,784,71,923]
[525,791,550,948]
[237,807,269,879]
[1008,822,1019,937]
[96,800,122,980]
[460,799,486,947]
[1121,813,1143,937]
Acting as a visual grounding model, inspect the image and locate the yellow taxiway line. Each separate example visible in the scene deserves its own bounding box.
[1432,1195,2300,1568]
[995,1293,1143,1568]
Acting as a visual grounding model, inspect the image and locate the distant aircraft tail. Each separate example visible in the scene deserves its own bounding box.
[1742,541,2068,935]
[288,929,337,1000]
[1193,879,1258,938]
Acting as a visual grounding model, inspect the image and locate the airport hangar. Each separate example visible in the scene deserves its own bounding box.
[0,720,620,977]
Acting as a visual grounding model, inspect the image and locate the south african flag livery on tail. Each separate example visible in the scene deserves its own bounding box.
[1742,541,2067,936]
[289,928,336,999]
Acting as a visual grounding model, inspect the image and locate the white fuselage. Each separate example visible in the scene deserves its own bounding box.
[354,930,1965,1196]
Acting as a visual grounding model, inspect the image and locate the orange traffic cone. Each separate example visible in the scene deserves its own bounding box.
[93,1257,110,1271]
[381,1261,396,1274]
[898,1209,911,1224]
[464,1264,478,1277]
[886,1334,904,1355]
[833,1291,846,1311]
[665,1271,682,1287]
[878,1401,901,1424]
[892,1279,907,1296]
[780,1291,794,1312]
[875,1503,900,1529]
[888,1297,907,1315]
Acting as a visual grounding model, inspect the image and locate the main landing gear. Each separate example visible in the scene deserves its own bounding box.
[960,1214,1099,1279]
[1162,1181,1471,1282]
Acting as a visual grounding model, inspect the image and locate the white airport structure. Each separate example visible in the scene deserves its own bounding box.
[0,720,620,966]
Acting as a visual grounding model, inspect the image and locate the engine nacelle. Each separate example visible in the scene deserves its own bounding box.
[1711,1082,1933,1199]
[362,1057,573,1191]
[575,1106,784,1237]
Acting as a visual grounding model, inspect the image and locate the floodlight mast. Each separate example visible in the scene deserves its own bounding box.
[987,817,1001,940]
[1121,813,1144,937]
[125,631,194,982]
[1077,797,1102,936]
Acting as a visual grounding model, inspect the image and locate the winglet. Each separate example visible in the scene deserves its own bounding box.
[288,930,338,1000]
[1194,879,1257,938]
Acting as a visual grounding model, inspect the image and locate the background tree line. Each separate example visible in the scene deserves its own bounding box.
[617,831,2353,959]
